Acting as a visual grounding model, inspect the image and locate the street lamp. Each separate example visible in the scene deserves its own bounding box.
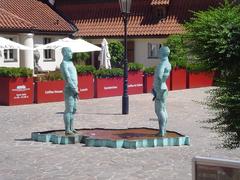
[119,0,132,114]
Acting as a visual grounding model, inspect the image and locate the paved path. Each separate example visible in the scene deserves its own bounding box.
[0,87,239,180]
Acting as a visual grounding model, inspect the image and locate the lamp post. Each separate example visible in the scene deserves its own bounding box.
[119,0,132,114]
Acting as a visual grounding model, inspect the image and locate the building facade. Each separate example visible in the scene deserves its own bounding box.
[54,0,222,67]
[0,0,77,71]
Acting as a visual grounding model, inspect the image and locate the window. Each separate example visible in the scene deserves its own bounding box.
[148,43,160,58]
[153,6,167,21]
[43,38,55,61]
[4,38,17,62]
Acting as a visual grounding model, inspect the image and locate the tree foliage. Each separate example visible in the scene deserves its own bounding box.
[164,35,188,68]
[72,52,90,65]
[185,1,240,73]
[108,40,124,68]
[185,0,240,149]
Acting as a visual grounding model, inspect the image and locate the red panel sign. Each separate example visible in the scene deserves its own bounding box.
[188,71,214,88]
[171,68,187,90]
[143,74,170,93]
[128,71,144,95]
[34,80,64,103]
[78,74,94,99]
[0,77,33,106]
[143,74,154,93]
[94,77,123,98]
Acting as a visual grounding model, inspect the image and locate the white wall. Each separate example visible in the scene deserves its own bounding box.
[34,35,66,71]
[0,34,66,71]
[0,34,20,68]
[134,38,166,67]
[91,37,167,68]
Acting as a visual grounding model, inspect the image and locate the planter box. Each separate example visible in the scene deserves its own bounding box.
[128,71,143,95]
[187,71,214,88]
[78,74,94,99]
[0,77,33,106]
[171,68,187,90]
[143,74,154,93]
[34,80,64,103]
[94,77,123,98]
[143,74,171,93]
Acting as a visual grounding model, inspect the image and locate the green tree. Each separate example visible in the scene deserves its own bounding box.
[108,40,124,68]
[164,34,188,68]
[72,52,90,65]
[185,0,240,149]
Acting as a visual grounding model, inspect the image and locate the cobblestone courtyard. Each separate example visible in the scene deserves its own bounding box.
[0,88,239,180]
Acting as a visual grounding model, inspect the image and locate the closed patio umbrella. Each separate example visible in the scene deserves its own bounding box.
[98,38,111,69]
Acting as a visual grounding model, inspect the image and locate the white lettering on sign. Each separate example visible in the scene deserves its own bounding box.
[45,90,63,94]
[12,85,30,92]
[128,84,143,88]
[13,93,29,99]
[104,86,118,90]
[80,88,88,92]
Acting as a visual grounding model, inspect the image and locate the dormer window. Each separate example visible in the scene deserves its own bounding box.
[154,6,167,20]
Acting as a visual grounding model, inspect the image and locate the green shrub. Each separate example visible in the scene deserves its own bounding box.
[186,62,211,72]
[45,71,63,81]
[185,1,240,149]
[128,63,144,71]
[164,35,188,69]
[72,52,90,65]
[184,1,240,73]
[94,68,123,78]
[144,66,155,75]
[108,41,124,68]
[76,65,96,75]
[35,71,63,81]
[0,67,32,77]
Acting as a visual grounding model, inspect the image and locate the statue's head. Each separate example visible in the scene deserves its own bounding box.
[34,50,40,61]
[159,46,170,60]
[62,47,72,61]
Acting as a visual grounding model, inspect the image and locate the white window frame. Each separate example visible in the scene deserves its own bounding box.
[3,38,17,63]
[43,37,55,62]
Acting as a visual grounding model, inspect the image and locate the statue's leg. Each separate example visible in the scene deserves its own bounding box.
[162,90,168,134]
[70,98,77,133]
[155,90,168,136]
[64,90,75,135]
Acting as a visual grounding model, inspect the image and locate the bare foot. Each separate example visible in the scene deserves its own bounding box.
[155,132,165,137]
[65,131,75,136]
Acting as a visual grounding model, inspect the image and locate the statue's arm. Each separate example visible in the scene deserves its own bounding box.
[153,65,164,92]
[157,65,164,81]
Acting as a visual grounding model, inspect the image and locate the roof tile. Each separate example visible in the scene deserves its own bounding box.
[56,0,222,37]
[151,0,170,5]
[0,0,76,33]
[0,8,35,30]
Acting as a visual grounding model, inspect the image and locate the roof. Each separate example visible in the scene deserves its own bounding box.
[151,0,170,5]
[55,0,222,38]
[0,8,35,30]
[0,0,77,34]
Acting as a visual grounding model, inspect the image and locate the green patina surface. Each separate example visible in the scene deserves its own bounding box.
[31,128,190,148]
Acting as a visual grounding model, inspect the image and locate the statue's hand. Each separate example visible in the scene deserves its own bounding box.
[152,88,156,101]
[74,92,79,100]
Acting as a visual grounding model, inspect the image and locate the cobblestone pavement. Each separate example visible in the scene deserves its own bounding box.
[0,87,239,180]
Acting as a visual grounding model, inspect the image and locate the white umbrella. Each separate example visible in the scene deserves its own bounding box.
[98,38,111,69]
[0,37,32,50]
[34,37,101,53]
